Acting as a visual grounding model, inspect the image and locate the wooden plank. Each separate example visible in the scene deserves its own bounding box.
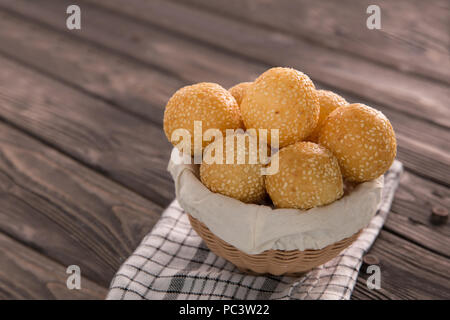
[390,171,450,232]
[0,2,448,294]
[0,54,175,207]
[351,230,450,300]
[0,8,448,255]
[0,122,163,287]
[383,170,450,258]
[4,116,446,300]
[0,8,448,187]
[385,213,449,259]
[175,0,450,85]
[0,10,184,124]
[74,0,450,129]
[0,0,263,87]
[2,0,448,129]
[0,232,107,299]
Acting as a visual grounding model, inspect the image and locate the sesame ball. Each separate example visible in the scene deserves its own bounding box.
[229,82,253,106]
[266,142,343,209]
[240,67,319,148]
[200,132,266,203]
[164,82,243,156]
[306,90,348,142]
[319,103,397,182]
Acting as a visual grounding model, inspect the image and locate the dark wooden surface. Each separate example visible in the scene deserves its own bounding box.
[0,0,448,299]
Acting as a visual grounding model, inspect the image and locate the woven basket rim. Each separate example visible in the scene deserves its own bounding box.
[188,213,361,275]
[169,153,383,254]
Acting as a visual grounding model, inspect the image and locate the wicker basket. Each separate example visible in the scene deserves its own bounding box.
[188,213,361,276]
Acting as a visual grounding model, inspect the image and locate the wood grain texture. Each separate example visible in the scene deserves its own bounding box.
[0,2,447,250]
[78,0,450,128]
[0,54,174,207]
[0,7,448,187]
[0,0,263,87]
[0,11,184,124]
[40,0,450,185]
[390,172,450,232]
[0,0,447,300]
[8,0,449,131]
[0,232,107,299]
[0,122,163,287]
[176,0,450,85]
[351,230,450,300]
[375,170,450,259]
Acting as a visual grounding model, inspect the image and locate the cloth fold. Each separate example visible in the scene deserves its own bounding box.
[169,149,385,253]
[107,160,402,300]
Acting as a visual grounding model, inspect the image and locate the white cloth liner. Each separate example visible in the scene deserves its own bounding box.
[168,149,384,254]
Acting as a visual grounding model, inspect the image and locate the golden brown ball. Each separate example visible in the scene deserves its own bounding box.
[265,142,343,209]
[240,67,319,148]
[164,82,243,156]
[200,132,266,203]
[306,90,348,142]
[229,82,253,106]
[319,103,397,182]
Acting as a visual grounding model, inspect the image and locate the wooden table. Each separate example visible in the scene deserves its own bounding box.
[0,0,448,299]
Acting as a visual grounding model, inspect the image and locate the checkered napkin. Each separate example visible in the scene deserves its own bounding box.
[107,161,403,300]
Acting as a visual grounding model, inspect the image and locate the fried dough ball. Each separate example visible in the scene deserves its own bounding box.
[164,82,243,156]
[200,132,266,203]
[319,103,396,182]
[306,90,348,142]
[229,82,253,106]
[265,142,343,209]
[240,67,319,148]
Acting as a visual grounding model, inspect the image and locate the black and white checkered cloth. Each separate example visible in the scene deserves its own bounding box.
[107,161,403,300]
